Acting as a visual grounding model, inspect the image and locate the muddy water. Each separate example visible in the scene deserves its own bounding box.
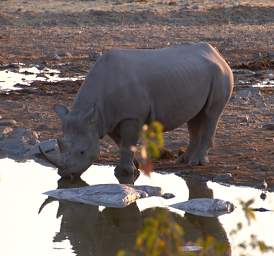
[0,65,84,91]
[0,159,273,256]
[233,69,274,88]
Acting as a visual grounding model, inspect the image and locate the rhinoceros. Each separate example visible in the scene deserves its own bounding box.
[40,42,233,183]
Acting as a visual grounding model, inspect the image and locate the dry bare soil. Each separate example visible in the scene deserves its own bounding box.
[0,0,273,189]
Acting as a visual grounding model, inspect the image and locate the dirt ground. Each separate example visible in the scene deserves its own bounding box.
[0,0,273,189]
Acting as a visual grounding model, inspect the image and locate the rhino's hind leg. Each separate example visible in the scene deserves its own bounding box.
[188,112,219,165]
[177,111,218,166]
[112,119,141,184]
[177,115,204,165]
[178,71,232,166]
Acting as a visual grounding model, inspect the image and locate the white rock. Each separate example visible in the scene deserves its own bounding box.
[170,198,235,217]
[44,184,162,208]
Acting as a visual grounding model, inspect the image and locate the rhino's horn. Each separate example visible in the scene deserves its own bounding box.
[39,145,63,169]
[38,197,56,214]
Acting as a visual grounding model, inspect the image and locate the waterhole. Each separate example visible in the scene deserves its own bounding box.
[0,158,273,256]
[0,64,84,92]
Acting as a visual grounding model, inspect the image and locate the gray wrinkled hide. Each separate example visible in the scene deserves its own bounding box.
[46,42,234,180]
[170,198,235,217]
[44,184,162,208]
[75,43,233,137]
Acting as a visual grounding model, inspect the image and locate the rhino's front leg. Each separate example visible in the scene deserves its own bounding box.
[114,119,141,184]
[114,148,140,184]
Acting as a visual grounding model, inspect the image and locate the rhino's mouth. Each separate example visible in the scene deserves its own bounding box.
[39,144,92,179]
[57,169,82,180]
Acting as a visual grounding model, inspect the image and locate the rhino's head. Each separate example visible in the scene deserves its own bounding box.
[41,104,100,179]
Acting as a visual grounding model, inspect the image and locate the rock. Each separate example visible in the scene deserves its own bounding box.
[260,192,267,200]
[213,173,233,183]
[26,139,58,156]
[191,4,200,9]
[0,127,39,157]
[182,245,202,253]
[89,51,101,61]
[170,198,235,217]
[262,123,274,131]
[0,126,13,137]
[251,207,270,212]
[168,1,177,6]
[53,52,61,61]
[161,193,175,199]
[65,52,72,57]
[260,180,268,190]
[267,51,274,58]
[160,148,176,160]
[0,119,17,126]
[44,184,163,208]
[233,69,256,75]
[238,115,250,123]
[131,185,162,196]
[236,87,261,99]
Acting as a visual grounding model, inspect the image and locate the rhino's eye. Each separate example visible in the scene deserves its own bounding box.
[80,151,85,155]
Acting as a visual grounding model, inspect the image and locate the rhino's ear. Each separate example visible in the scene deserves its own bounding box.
[53,104,69,120]
[84,104,97,124]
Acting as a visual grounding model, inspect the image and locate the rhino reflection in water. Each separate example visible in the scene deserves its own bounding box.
[40,177,231,256]
[40,42,233,183]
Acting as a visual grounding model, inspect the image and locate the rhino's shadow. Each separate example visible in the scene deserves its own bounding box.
[39,177,231,256]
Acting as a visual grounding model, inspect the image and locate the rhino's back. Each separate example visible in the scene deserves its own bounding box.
[75,43,232,133]
[97,42,226,74]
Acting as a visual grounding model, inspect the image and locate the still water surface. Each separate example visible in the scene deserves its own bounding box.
[0,66,84,91]
[0,158,273,256]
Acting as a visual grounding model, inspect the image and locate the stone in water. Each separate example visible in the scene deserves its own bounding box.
[44,184,162,208]
[170,198,235,217]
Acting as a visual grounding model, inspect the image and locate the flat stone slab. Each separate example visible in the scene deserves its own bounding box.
[44,184,162,208]
[26,139,58,156]
[170,198,235,217]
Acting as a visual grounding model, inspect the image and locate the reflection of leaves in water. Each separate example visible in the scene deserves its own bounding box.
[229,198,274,255]
[239,199,255,225]
[118,208,184,256]
[196,236,227,256]
[235,234,274,255]
[251,236,274,253]
[136,208,183,256]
